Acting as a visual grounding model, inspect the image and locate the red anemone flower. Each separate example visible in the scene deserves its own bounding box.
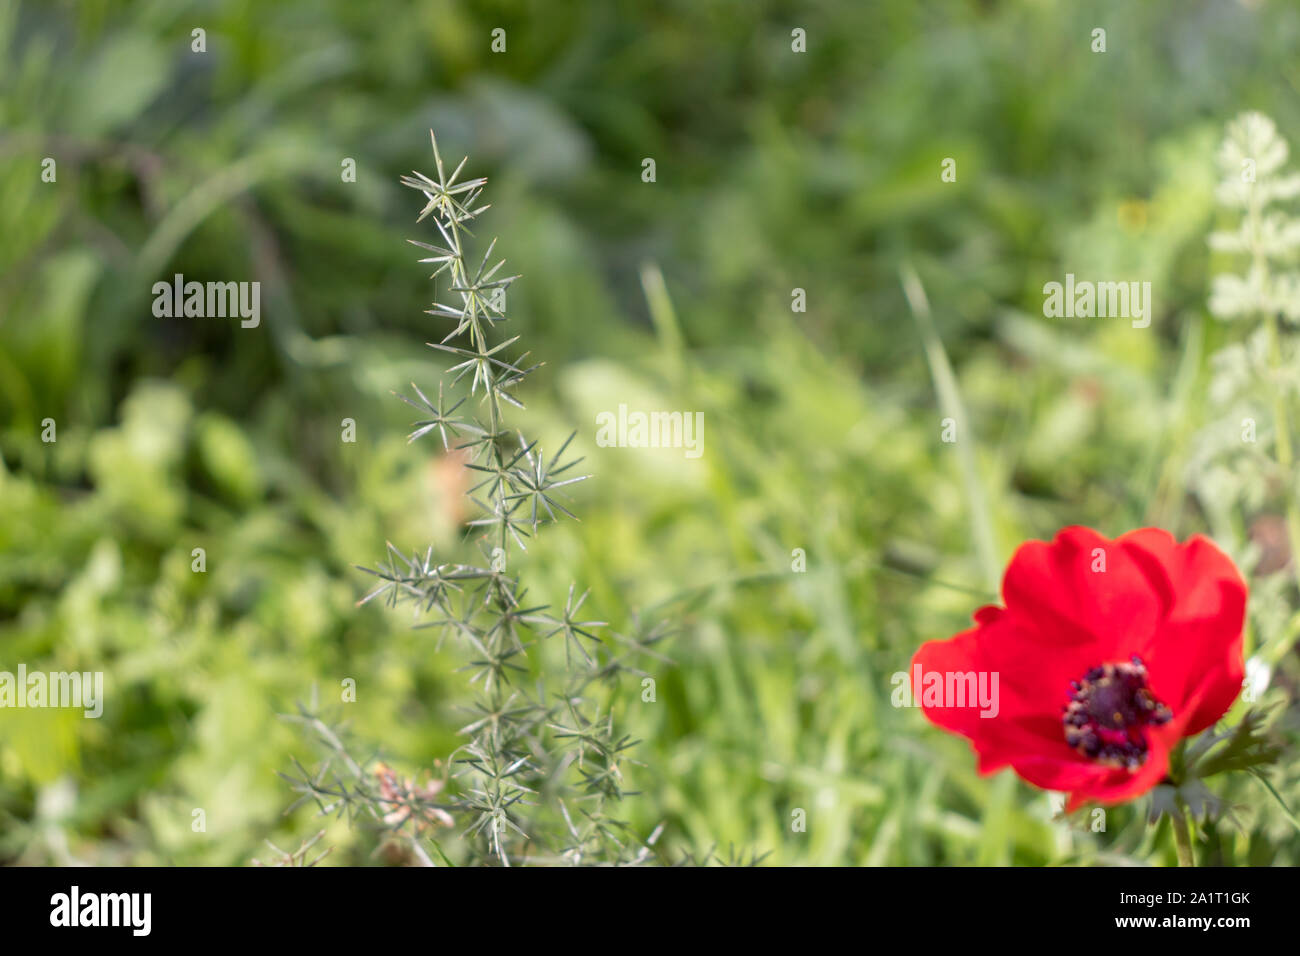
[911,526,1247,810]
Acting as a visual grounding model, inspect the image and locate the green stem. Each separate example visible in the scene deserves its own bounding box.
[901,264,1000,593]
[1172,803,1196,867]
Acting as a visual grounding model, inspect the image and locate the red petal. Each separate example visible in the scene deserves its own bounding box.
[911,624,987,741]
[1119,531,1247,733]
[914,611,1097,769]
[1001,526,1164,657]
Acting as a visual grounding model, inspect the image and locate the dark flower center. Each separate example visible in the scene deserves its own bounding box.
[1062,656,1171,770]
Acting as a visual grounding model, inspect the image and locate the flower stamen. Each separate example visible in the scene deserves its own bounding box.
[1062,655,1171,770]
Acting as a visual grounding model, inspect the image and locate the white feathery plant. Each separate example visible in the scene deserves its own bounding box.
[1193,111,1300,702]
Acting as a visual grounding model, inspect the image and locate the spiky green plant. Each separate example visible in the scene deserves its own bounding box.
[280,134,670,866]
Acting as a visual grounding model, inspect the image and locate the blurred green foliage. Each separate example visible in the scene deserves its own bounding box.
[2,0,1300,864]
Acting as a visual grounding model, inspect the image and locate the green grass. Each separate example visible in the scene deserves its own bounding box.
[2,0,1300,865]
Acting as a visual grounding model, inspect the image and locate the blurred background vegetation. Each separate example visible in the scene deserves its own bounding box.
[2,0,1300,865]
